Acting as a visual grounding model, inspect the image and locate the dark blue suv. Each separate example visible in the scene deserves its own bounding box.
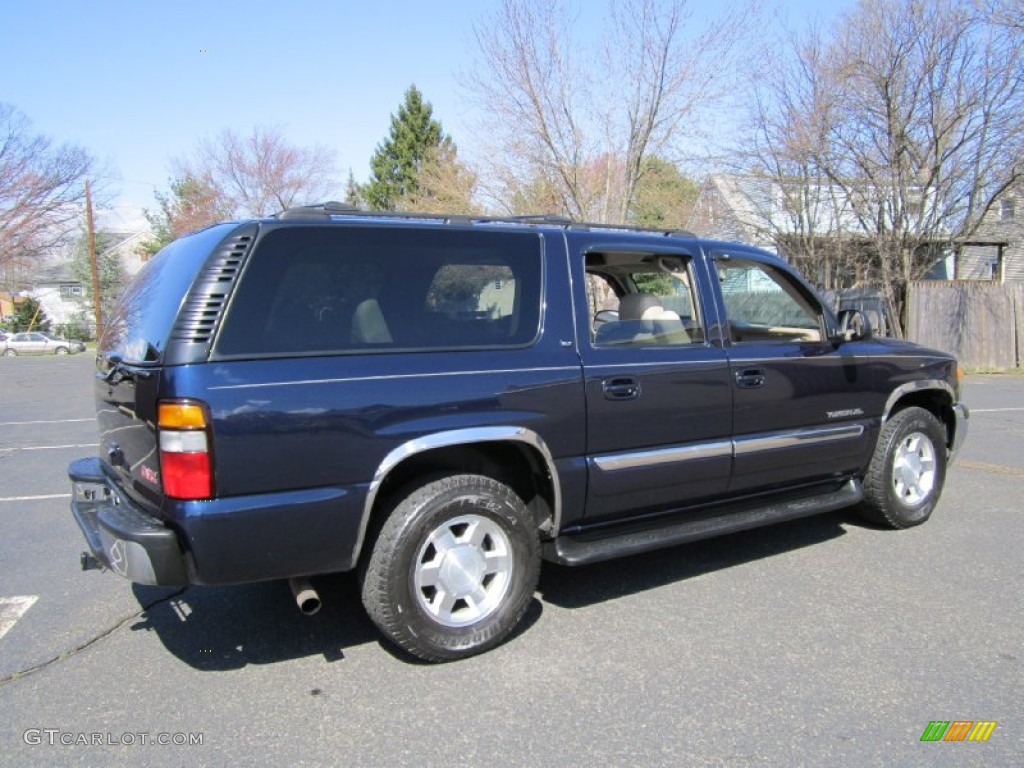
[69,205,968,661]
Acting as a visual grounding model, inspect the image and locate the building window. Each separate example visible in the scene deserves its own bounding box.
[60,284,83,298]
[988,253,1004,282]
[1000,197,1015,221]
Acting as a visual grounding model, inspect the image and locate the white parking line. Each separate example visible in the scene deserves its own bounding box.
[972,408,1024,413]
[0,494,72,503]
[0,418,95,426]
[18,443,96,451]
[0,596,39,640]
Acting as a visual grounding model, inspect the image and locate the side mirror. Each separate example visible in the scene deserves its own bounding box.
[594,309,619,327]
[834,309,872,344]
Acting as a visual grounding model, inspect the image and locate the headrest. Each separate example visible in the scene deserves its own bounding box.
[619,293,662,321]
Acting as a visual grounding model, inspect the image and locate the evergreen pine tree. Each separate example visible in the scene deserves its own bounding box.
[363,85,446,210]
[11,297,51,333]
[70,229,127,336]
[343,170,363,208]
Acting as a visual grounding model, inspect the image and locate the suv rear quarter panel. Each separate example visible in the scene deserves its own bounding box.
[154,227,586,584]
[172,348,585,498]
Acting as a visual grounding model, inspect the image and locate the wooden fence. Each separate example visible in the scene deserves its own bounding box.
[907,281,1023,369]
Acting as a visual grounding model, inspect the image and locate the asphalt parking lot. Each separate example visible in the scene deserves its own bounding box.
[0,354,1021,767]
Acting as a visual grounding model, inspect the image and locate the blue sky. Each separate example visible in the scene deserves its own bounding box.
[3,0,854,218]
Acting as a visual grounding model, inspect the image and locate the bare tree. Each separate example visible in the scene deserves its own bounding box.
[0,103,96,280]
[175,125,338,217]
[404,140,482,215]
[140,175,233,258]
[985,0,1024,32]
[739,25,869,290]
[466,0,754,223]
[744,0,1024,333]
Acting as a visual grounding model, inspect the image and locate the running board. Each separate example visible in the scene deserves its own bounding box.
[544,479,862,566]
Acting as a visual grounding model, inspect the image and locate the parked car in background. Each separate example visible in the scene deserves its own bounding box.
[2,331,86,356]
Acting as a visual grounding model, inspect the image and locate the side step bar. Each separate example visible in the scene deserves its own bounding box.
[544,479,863,566]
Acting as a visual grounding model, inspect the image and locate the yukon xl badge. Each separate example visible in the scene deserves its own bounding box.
[827,408,865,419]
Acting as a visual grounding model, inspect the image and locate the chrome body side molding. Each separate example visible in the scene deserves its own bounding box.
[593,441,732,471]
[733,425,865,455]
[593,425,866,472]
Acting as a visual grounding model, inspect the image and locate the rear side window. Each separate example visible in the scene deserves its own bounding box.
[214,226,543,357]
[101,223,241,363]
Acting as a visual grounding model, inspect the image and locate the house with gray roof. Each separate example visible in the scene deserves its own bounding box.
[688,173,1019,285]
[956,190,1024,282]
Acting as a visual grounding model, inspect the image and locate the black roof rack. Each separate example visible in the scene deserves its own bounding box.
[561,219,696,238]
[274,202,695,237]
[276,201,361,218]
[276,202,479,224]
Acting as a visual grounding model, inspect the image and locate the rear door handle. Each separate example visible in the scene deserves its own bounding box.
[602,377,641,400]
[735,368,766,388]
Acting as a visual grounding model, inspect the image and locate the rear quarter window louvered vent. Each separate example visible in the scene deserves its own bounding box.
[167,227,256,362]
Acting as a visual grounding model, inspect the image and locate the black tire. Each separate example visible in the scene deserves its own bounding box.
[360,474,540,662]
[857,407,947,529]
[55,346,69,355]
[3,348,16,357]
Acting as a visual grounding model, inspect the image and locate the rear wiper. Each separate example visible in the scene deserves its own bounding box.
[103,354,127,384]
[102,354,153,383]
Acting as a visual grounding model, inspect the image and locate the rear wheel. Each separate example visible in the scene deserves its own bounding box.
[857,407,947,528]
[360,474,540,661]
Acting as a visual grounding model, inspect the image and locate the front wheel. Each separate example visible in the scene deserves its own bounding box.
[3,348,16,357]
[857,407,947,529]
[55,346,69,355]
[360,474,540,662]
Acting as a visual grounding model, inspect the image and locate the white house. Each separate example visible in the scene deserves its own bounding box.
[27,207,152,336]
[687,173,957,285]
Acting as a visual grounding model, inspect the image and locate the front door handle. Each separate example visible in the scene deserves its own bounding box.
[602,377,641,400]
[735,368,766,388]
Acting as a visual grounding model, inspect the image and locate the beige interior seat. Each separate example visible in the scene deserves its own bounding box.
[351,299,392,344]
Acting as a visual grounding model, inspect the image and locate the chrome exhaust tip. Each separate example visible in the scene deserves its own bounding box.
[289,577,322,616]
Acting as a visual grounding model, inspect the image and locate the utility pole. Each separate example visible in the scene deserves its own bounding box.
[85,179,102,340]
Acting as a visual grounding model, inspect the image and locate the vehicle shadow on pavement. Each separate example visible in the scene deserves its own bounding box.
[126,510,852,669]
[539,508,855,608]
[129,574,545,669]
[128,572,380,671]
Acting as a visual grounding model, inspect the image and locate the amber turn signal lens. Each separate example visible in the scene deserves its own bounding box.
[158,402,207,429]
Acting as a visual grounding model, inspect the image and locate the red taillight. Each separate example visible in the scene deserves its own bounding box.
[158,400,213,500]
[161,451,212,499]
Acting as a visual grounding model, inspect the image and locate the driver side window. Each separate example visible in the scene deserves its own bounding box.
[715,256,823,343]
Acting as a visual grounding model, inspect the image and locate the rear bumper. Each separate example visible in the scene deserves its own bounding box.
[68,457,367,586]
[68,457,188,586]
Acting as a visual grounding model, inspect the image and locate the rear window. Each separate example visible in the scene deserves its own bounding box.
[214,226,543,357]
[101,223,241,363]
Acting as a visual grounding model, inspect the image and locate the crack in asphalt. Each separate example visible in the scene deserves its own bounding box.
[0,587,188,688]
